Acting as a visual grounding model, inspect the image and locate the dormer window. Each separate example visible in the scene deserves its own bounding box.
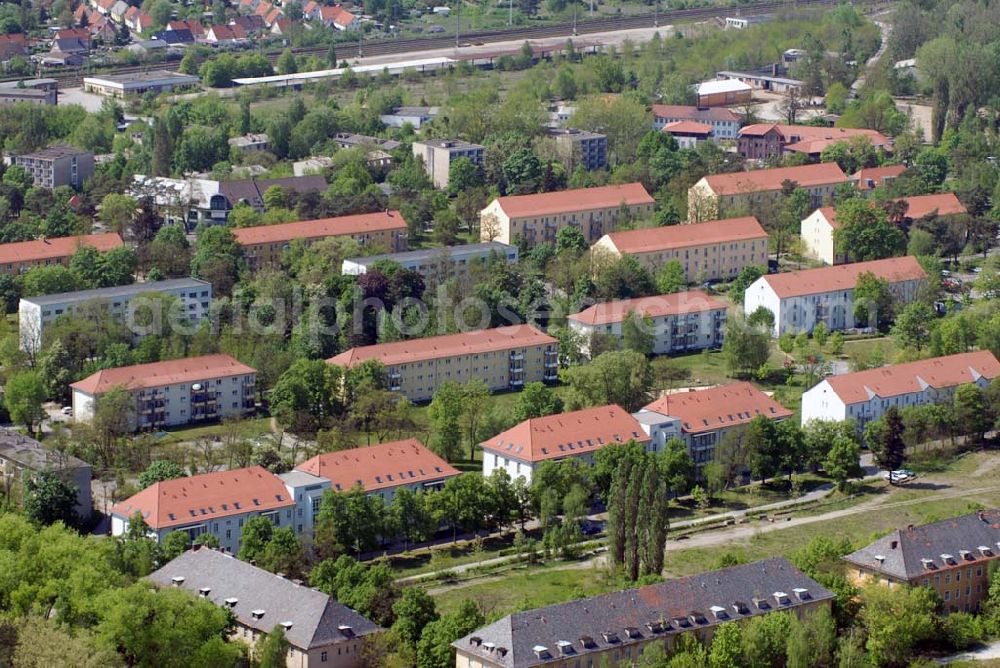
[753,598,771,610]
[941,554,956,565]
[921,558,937,570]
[532,645,550,659]
[224,597,238,607]
[774,592,790,605]
[793,588,811,601]
[980,546,994,557]
[733,601,749,615]
[689,611,707,625]
[198,587,211,597]
[646,621,664,633]
[710,605,728,620]
[960,550,973,561]
[281,621,293,631]
[624,627,640,639]
[671,616,691,628]
[556,640,574,656]
[338,625,354,638]
[580,636,596,649]
[170,576,185,586]
[251,609,265,620]
[602,631,619,643]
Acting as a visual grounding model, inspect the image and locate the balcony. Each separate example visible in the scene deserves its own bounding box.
[509,352,524,361]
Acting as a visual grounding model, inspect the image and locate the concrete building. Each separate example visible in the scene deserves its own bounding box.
[568,290,727,357]
[0,429,92,521]
[411,139,485,190]
[130,174,226,229]
[455,558,833,668]
[0,233,123,276]
[233,211,408,270]
[843,510,1000,614]
[717,68,803,94]
[480,183,655,248]
[150,548,383,667]
[379,105,439,128]
[341,242,518,283]
[83,70,200,98]
[18,278,212,352]
[800,193,968,265]
[217,175,327,214]
[593,216,769,283]
[14,145,94,188]
[687,162,848,222]
[800,351,1000,430]
[71,354,257,431]
[651,104,742,139]
[635,382,793,469]
[695,78,752,107]
[737,124,891,161]
[725,14,771,28]
[228,133,269,152]
[328,325,559,402]
[743,256,927,336]
[662,121,713,149]
[111,466,292,553]
[546,128,608,171]
[480,405,650,483]
[295,438,460,504]
[0,78,58,105]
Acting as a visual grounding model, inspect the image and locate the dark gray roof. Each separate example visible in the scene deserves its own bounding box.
[453,557,833,668]
[148,548,382,650]
[21,277,209,307]
[332,133,401,152]
[0,428,91,472]
[843,510,1000,581]
[219,175,326,208]
[17,144,91,161]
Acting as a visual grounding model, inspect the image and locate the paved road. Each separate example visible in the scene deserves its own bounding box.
[939,639,1000,664]
[851,19,892,98]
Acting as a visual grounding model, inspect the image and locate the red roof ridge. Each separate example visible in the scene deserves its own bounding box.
[71,353,256,394]
[493,183,653,219]
[568,290,728,326]
[603,216,767,254]
[703,163,847,195]
[643,381,792,434]
[232,211,406,246]
[295,439,459,492]
[760,256,927,299]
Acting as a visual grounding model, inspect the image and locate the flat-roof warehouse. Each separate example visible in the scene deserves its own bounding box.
[83,70,200,98]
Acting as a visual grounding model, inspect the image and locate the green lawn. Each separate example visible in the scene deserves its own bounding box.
[152,416,273,446]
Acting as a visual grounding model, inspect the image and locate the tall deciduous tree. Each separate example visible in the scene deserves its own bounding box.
[607,447,668,581]
[865,406,906,480]
[23,470,78,527]
[4,370,45,432]
[562,349,653,412]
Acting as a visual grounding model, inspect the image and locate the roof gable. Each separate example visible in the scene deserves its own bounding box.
[644,382,792,434]
[703,163,847,196]
[296,439,460,492]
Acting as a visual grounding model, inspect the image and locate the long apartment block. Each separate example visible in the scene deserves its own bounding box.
[0,232,122,276]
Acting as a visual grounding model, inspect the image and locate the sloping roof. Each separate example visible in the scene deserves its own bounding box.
[843,510,1000,581]
[327,325,557,368]
[493,183,653,219]
[111,466,291,529]
[651,105,740,123]
[702,162,847,196]
[662,120,713,135]
[454,558,833,668]
[899,192,966,219]
[480,405,648,463]
[208,24,238,40]
[22,277,209,307]
[568,290,727,327]
[70,354,256,395]
[232,210,406,246]
[296,439,460,492]
[758,255,926,299]
[643,382,792,434]
[739,124,889,150]
[149,549,383,650]
[822,351,1000,405]
[218,175,326,207]
[851,165,907,190]
[603,216,767,255]
[0,233,122,267]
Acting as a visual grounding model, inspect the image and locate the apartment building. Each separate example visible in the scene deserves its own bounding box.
[480,405,650,483]
[480,183,655,248]
[150,548,383,667]
[0,232,123,276]
[295,438,460,503]
[737,124,891,161]
[0,429,92,521]
[800,351,1000,429]
[454,558,833,668]
[18,278,212,352]
[411,139,485,189]
[71,354,257,431]
[233,211,408,270]
[651,104,741,139]
[743,256,927,336]
[687,162,848,222]
[634,382,793,469]
[327,325,559,402]
[111,466,293,553]
[843,510,1000,613]
[592,216,769,282]
[801,194,968,264]
[567,290,727,356]
[546,128,608,171]
[341,242,518,283]
[14,145,94,188]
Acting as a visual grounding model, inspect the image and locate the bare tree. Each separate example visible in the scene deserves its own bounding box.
[778,87,803,125]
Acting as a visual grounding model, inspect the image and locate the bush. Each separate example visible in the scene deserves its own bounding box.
[943,612,983,651]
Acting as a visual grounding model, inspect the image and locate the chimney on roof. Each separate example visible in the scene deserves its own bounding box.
[890,540,898,550]
[171,576,185,586]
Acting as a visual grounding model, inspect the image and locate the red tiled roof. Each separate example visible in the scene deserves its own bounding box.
[480,404,648,462]
[264,8,282,25]
[0,233,122,267]
[568,290,727,326]
[303,0,318,13]
[253,2,273,17]
[112,466,292,529]
[813,206,839,229]
[55,27,90,41]
[328,325,557,368]
[702,163,847,196]
[232,211,406,246]
[852,165,906,190]
[824,351,1000,405]
[209,24,238,40]
[71,354,256,395]
[651,104,740,123]
[739,123,889,147]
[662,120,713,135]
[760,255,927,299]
[296,439,460,492]
[603,216,767,254]
[493,183,654,219]
[123,6,138,20]
[644,382,792,434]
[899,193,966,219]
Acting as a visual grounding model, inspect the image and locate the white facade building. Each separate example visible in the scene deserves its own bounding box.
[743,256,927,337]
[341,242,518,282]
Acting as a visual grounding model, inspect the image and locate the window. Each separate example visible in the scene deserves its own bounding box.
[320,651,328,662]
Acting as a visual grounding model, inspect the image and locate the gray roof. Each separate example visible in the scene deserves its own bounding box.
[277,469,327,487]
[21,278,209,307]
[0,428,91,472]
[148,548,382,650]
[843,510,1000,581]
[417,138,484,150]
[83,70,199,86]
[344,242,516,268]
[546,128,606,140]
[385,106,439,117]
[17,144,91,160]
[219,175,326,208]
[454,558,832,668]
[333,133,401,151]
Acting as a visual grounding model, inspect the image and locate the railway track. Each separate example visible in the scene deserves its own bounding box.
[18,0,885,89]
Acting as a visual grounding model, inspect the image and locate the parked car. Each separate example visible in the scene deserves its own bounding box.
[883,470,915,483]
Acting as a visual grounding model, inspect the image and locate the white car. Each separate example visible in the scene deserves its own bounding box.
[883,470,915,483]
